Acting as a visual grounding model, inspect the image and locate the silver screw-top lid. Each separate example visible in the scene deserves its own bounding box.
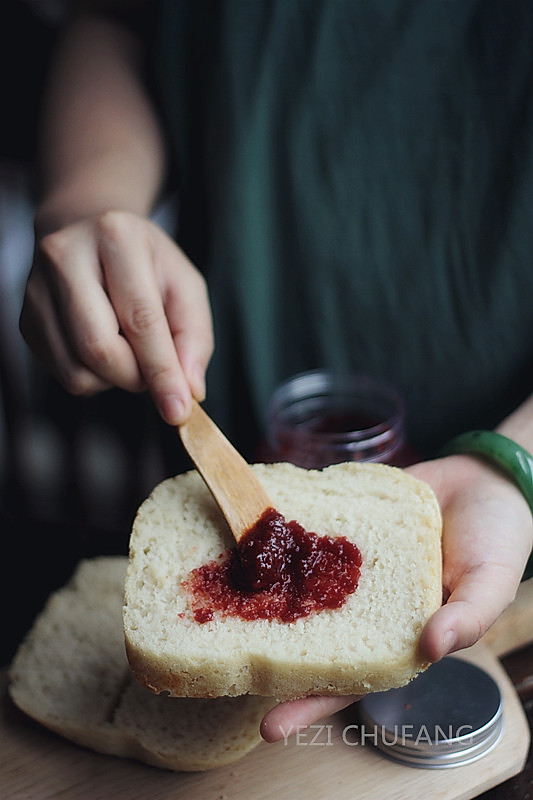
[358,657,503,768]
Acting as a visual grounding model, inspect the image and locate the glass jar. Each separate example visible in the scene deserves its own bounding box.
[266,370,409,469]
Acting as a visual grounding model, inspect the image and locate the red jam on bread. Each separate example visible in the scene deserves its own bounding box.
[183,507,362,623]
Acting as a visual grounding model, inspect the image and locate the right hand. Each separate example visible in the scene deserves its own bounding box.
[20,210,214,424]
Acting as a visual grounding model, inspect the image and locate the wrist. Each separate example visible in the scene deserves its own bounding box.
[34,196,100,239]
[34,189,152,240]
[35,160,162,239]
[442,431,533,510]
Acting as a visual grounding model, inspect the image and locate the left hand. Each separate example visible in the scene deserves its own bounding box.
[261,454,533,742]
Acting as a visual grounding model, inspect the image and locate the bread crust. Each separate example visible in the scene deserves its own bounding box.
[125,640,432,700]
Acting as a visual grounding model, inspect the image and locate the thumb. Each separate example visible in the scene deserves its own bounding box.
[419,562,519,663]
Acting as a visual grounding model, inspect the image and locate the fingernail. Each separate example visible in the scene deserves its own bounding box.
[191,364,206,400]
[159,394,185,425]
[443,629,457,655]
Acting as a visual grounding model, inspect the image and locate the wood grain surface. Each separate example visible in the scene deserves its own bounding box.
[1,638,530,800]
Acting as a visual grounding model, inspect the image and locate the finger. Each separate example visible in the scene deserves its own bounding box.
[162,252,214,401]
[260,695,359,743]
[419,561,519,663]
[20,268,111,395]
[37,228,145,393]
[59,280,146,393]
[97,215,192,423]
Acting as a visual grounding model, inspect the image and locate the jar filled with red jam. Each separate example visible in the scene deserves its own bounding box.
[265,370,411,468]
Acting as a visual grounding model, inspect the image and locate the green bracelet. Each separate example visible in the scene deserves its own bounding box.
[442,430,533,580]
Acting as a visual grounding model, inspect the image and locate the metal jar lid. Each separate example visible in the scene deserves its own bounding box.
[358,657,503,768]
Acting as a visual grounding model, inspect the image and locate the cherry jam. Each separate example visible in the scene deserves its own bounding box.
[183,507,362,624]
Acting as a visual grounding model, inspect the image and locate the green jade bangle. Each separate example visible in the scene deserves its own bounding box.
[442,430,533,581]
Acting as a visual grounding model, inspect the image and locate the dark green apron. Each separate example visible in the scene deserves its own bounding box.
[154,0,533,457]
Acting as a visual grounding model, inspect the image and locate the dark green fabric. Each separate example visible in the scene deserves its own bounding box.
[154,0,533,458]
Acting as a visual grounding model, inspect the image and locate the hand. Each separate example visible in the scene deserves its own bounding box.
[20,211,214,424]
[260,454,533,742]
[411,453,532,659]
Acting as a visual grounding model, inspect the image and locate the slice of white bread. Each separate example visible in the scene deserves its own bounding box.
[8,557,274,771]
[124,462,442,701]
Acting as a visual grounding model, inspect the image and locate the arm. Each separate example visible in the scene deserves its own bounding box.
[20,11,213,422]
[35,12,165,231]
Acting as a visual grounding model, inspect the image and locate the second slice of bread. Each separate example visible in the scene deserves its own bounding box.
[9,557,273,771]
[124,462,442,701]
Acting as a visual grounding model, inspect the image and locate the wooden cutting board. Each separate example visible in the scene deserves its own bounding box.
[1,580,532,800]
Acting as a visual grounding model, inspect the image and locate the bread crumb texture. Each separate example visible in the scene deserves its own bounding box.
[124,462,442,700]
[9,557,273,771]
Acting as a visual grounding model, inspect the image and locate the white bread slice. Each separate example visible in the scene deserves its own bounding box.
[123,462,442,701]
[8,557,273,771]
